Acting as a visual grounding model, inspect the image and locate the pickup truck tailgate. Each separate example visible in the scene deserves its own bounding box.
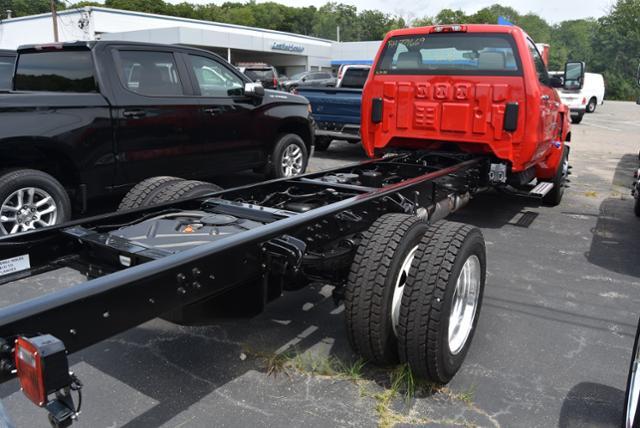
[297,88,362,124]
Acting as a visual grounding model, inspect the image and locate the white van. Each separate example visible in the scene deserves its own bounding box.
[550,72,605,124]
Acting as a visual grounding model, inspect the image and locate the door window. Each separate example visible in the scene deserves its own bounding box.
[527,40,549,86]
[189,55,244,97]
[117,50,183,96]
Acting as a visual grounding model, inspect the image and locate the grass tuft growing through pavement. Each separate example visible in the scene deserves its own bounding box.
[244,347,476,427]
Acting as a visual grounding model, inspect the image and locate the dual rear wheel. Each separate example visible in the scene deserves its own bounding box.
[345,214,486,383]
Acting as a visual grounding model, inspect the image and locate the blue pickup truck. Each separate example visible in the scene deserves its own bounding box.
[296,65,369,151]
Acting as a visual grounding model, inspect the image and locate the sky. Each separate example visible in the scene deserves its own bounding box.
[167,0,614,23]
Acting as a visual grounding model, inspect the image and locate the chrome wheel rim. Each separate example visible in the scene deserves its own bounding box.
[448,255,481,355]
[281,144,304,177]
[391,245,419,336]
[627,344,640,427]
[0,187,58,235]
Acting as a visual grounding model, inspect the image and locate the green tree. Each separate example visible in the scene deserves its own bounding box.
[412,16,434,27]
[591,0,640,99]
[516,13,552,42]
[312,3,359,41]
[434,9,468,24]
[0,0,65,18]
[358,10,405,41]
[104,0,168,15]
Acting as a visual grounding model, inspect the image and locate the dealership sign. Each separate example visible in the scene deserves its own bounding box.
[271,41,305,53]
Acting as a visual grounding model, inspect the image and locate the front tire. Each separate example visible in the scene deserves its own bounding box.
[397,221,486,383]
[543,145,569,207]
[0,169,71,235]
[586,97,597,113]
[267,134,309,179]
[344,214,430,365]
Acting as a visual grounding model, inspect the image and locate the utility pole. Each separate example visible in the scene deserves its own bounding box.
[336,25,340,42]
[50,0,59,42]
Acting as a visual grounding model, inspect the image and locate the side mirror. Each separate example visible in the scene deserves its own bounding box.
[563,61,585,90]
[301,77,307,82]
[549,75,564,88]
[244,82,264,98]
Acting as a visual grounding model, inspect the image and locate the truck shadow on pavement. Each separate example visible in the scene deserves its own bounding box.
[586,153,640,279]
[558,382,624,427]
[586,196,640,278]
[450,191,542,229]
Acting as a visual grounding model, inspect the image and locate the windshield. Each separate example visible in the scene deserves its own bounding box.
[375,33,522,76]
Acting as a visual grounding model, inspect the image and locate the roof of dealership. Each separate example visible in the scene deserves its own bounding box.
[0,7,379,68]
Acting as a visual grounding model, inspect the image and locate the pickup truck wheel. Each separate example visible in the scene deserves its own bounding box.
[397,221,486,383]
[624,317,640,428]
[571,112,584,124]
[344,213,429,365]
[586,97,597,113]
[0,169,71,235]
[315,137,332,152]
[149,180,223,205]
[543,145,569,207]
[117,176,184,211]
[268,134,309,179]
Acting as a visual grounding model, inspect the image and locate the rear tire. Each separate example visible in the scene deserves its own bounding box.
[543,145,569,207]
[0,169,71,235]
[149,180,223,205]
[397,221,486,383]
[344,214,430,365]
[586,97,597,113]
[117,176,184,211]
[267,134,309,179]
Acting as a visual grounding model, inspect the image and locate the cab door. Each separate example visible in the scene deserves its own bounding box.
[111,47,203,185]
[184,54,262,177]
[527,39,560,154]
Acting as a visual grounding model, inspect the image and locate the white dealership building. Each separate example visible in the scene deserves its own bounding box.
[0,7,381,76]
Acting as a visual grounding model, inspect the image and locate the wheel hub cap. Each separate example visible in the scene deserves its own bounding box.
[448,255,481,355]
[0,187,58,235]
[281,144,303,177]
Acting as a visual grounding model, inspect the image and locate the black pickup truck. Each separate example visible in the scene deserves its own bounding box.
[0,41,314,235]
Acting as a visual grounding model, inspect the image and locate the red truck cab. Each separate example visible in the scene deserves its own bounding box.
[362,24,572,192]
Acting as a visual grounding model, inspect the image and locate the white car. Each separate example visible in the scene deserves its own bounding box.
[550,71,605,124]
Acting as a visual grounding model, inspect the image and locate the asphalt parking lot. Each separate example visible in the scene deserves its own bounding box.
[1,100,639,427]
